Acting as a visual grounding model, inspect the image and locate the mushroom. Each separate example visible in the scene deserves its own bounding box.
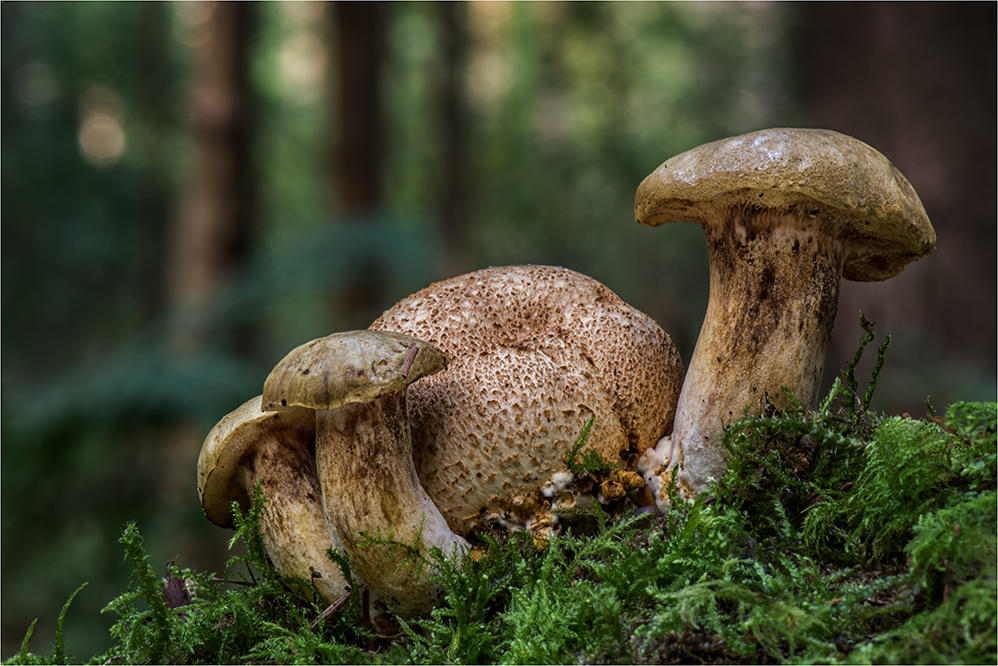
[197,395,349,603]
[370,264,685,534]
[262,330,468,617]
[634,128,936,500]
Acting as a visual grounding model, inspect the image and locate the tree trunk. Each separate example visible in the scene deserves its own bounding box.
[333,2,383,214]
[437,1,470,278]
[133,2,173,325]
[167,1,255,352]
[799,2,997,412]
[160,0,257,542]
[330,1,387,324]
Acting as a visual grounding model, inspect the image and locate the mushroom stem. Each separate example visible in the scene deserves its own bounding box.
[242,433,350,602]
[315,390,470,617]
[671,211,846,494]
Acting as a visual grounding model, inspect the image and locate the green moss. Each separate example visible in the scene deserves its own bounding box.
[562,415,618,474]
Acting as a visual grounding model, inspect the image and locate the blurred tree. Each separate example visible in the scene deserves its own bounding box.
[0,4,205,658]
[158,1,261,616]
[798,1,997,412]
[1,2,177,379]
[167,1,257,353]
[330,1,389,323]
[437,1,471,277]
[332,2,383,214]
[131,2,177,325]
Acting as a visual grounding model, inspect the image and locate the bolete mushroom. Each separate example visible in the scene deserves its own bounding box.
[262,330,467,617]
[634,128,935,500]
[370,264,685,533]
[197,395,349,603]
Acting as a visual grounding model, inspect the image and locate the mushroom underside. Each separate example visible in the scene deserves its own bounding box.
[197,397,349,603]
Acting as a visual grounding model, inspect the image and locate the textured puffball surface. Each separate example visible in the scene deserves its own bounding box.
[370,265,684,534]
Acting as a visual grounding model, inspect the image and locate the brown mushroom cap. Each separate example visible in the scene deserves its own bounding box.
[262,330,450,412]
[198,395,315,528]
[370,265,685,532]
[636,128,936,280]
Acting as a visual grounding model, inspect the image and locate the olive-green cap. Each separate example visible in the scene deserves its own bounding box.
[262,330,450,411]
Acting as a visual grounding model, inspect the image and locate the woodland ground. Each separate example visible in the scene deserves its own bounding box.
[6,334,996,665]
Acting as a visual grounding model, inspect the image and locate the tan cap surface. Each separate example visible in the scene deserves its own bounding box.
[636,128,936,281]
[371,265,684,532]
[262,330,450,412]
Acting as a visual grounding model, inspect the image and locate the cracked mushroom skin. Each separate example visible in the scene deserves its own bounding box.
[262,330,468,618]
[197,395,349,603]
[635,128,935,499]
[370,265,685,533]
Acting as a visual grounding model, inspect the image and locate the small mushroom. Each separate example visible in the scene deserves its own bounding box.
[262,330,468,618]
[197,395,348,602]
[634,128,935,499]
[370,265,685,532]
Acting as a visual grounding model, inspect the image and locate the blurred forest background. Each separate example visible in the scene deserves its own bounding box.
[2,1,995,659]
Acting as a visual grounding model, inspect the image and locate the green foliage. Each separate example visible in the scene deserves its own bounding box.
[95,487,372,665]
[53,584,87,665]
[401,510,655,665]
[907,492,997,602]
[844,573,997,665]
[562,415,618,474]
[106,524,171,663]
[2,486,370,665]
[636,404,995,663]
[394,537,511,665]
[9,402,994,664]
[844,312,891,414]
[227,485,283,590]
[8,584,87,666]
[716,320,996,571]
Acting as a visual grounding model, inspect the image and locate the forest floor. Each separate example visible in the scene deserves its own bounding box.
[6,337,996,665]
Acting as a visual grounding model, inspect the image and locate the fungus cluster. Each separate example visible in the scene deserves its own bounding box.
[262,331,464,617]
[197,396,348,602]
[198,127,935,620]
[199,265,683,617]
